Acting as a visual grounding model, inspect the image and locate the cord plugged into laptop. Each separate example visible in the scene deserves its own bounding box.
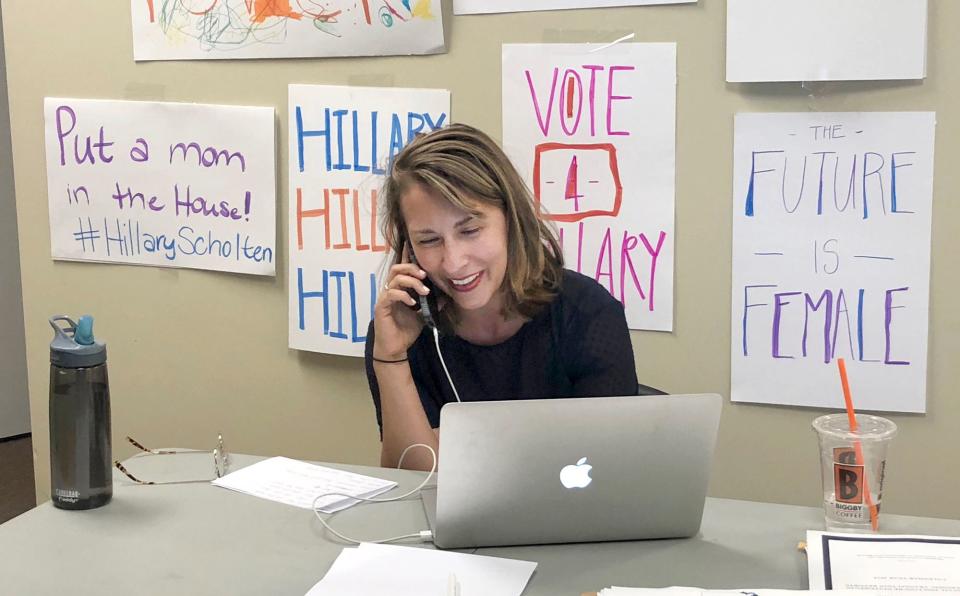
[312,443,437,545]
[312,325,457,543]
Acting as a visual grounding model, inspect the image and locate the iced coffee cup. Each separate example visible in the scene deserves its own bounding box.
[812,413,897,532]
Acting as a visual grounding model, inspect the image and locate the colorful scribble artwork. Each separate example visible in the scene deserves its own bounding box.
[132,0,445,60]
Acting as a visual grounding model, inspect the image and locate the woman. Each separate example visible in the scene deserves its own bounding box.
[365,124,638,471]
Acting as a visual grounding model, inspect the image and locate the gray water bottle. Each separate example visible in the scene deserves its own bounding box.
[49,315,112,510]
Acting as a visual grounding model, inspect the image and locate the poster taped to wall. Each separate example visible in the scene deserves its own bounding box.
[726,0,928,82]
[455,0,693,14]
[502,43,677,331]
[289,84,450,357]
[131,0,445,61]
[731,112,936,413]
[43,98,276,276]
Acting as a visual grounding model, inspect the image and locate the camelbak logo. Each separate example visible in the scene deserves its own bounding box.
[55,488,80,503]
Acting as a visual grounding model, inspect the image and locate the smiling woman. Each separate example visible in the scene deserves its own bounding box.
[364,124,639,471]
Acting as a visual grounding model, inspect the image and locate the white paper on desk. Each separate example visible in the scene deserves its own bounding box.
[600,588,930,595]
[211,457,396,512]
[306,542,537,596]
[806,530,960,592]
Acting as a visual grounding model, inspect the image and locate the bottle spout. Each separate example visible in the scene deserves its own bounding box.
[75,316,95,346]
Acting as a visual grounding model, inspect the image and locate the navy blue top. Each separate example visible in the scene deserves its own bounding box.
[364,270,639,432]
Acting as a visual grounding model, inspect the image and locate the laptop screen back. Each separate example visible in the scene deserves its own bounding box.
[430,393,722,549]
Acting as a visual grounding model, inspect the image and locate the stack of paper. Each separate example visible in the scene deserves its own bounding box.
[806,530,960,593]
[212,457,397,512]
[306,543,537,596]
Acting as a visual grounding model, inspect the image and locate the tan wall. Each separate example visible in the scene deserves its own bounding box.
[4,1,958,519]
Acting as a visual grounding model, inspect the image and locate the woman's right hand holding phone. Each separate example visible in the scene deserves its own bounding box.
[372,262,431,361]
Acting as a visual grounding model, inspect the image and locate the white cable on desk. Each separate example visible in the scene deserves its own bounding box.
[311,443,437,544]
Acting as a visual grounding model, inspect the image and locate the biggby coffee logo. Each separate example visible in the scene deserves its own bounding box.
[560,457,593,489]
[833,447,864,504]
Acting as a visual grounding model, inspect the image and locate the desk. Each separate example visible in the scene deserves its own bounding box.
[2,454,959,595]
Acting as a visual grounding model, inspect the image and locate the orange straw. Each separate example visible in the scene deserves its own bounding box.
[837,358,879,531]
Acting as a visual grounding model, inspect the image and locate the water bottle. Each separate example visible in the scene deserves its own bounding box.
[49,315,112,510]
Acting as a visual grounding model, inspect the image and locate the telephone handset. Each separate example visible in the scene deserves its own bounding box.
[405,242,439,329]
[406,241,460,403]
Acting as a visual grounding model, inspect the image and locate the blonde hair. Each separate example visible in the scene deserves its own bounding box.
[381,123,564,328]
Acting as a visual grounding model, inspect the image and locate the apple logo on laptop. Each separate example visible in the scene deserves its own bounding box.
[560,457,593,489]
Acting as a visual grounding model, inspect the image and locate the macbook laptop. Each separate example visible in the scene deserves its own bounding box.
[421,393,722,549]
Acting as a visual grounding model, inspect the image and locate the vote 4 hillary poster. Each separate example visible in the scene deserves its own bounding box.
[502,43,677,331]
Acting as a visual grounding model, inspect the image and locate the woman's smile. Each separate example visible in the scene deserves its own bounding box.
[448,271,483,292]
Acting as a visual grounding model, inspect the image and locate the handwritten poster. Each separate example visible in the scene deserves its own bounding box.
[455,0,693,14]
[731,112,936,413]
[289,84,450,356]
[131,0,445,61]
[43,98,276,275]
[502,43,676,331]
[727,0,928,82]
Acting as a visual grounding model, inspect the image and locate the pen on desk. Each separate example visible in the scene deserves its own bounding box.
[447,572,460,596]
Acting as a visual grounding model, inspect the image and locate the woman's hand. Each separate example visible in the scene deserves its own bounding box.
[372,263,432,360]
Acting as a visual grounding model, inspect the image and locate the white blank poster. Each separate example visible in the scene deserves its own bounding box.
[726,0,928,82]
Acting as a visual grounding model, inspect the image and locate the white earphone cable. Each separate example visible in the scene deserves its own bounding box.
[432,326,461,403]
[314,324,457,543]
[311,443,437,544]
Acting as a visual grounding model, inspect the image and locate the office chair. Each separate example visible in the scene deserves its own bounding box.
[636,383,667,396]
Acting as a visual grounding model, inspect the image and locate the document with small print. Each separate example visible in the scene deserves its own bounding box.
[212,457,397,512]
[806,530,960,592]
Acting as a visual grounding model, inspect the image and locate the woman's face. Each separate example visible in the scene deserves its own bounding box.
[400,183,509,318]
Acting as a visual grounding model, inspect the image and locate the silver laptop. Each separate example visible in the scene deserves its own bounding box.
[421,393,722,549]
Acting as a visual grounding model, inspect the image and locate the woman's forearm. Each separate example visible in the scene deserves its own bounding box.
[375,361,439,471]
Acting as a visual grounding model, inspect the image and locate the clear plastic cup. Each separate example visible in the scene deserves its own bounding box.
[812,413,897,532]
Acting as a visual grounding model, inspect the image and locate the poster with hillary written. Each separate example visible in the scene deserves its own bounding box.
[289,84,450,357]
[43,98,276,275]
[502,43,677,331]
[731,112,935,413]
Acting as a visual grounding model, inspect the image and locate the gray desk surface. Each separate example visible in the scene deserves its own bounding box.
[2,453,959,595]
